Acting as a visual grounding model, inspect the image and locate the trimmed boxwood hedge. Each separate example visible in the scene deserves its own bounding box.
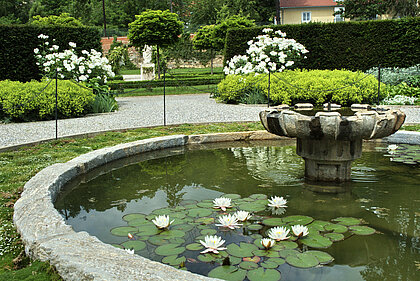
[0,25,102,82]
[224,18,420,71]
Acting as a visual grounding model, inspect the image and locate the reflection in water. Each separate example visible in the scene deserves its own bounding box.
[55,141,420,281]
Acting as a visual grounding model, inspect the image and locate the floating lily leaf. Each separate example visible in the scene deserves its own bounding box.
[208,266,247,281]
[158,229,186,238]
[324,232,345,242]
[286,252,319,268]
[197,202,214,208]
[198,253,217,262]
[201,229,217,235]
[247,224,263,231]
[111,226,138,237]
[180,199,197,205]
[332,217,362,226]
[223,194,242,199]
[195,235,206,242]
[155,244,185,256]
[174,206,186,212]
[121,240,146,251]
[162,255,186,266]
[122,213,146,222]
[247,268,281,281]
[172,224,194,232]
[324,224,348,233]
[250,194,268,200]
[276,241,298,250]
[227,242,258,258]
[242,256,261,263]
[283,215,314,225]
[253,238,263,249]
[186,243,204,251]
[307,220,331,231]
[169,237,185,245]
[267,257,286,265]
[253,249,280,258]
[148,236,170,246]
[188,208,213,217]
[127,218,148,227]
[152,208,172,215]
[251,234,263,239]
[350,225,376,235]
[136,225,160,236]
[197,224,210,230]
[262,218,284,227]
[229,256,242,265]
[306,250,334,264]
[239,261,259,270]
[239,202,266,213]
[279,249,299,258]
[183,204,198,209]
[171,212,187,219]
[301,235,333,248]
[261,260,279,269]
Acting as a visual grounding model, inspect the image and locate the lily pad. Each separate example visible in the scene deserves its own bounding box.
[201,228,217,235]
[253,249,280,258]
[247,268,281,281]
[286,252,319,268]
[229,256,242,265]
[121,240,146,251]
[238,202,266,213]
[242,256,261,263]
[186,243,204,251]
[197,254,217,262]
[127,218,148,227]
[261,260,279,269]
[249,194,268,200]
[172,224,194,232]
[239,261,259,270]
[223,194,242,199]
[155,244,185,256]
[148,236,170,246]
[162,255,186,266]
[197,202,214,208]
[324,232,345,242]
[307,220,331,231]
[332,217,362,226]
[158,229,186,238]
[267,257,286,265]
[262,218,284,227]
[188,208,213,217]
[279,249,298,258]
[208,266,247,281]
[349,225,376,235]
[195,217,215,225]
[136,225,160,236]
[152,208,172,215]
[301,235,333,248]
[122,213,146,222]
[324,224,348,233]
[111,226,138,237]
[169,237,185,245]
[275,241,298,250]
[283,215,314,225]
[227,242,259,258]
[306,250,334,264]
[247,224,263,231]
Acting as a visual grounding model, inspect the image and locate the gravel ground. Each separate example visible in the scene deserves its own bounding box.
[0,94,419,150]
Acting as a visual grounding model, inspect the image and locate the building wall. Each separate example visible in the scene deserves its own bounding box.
[282,7,337,24]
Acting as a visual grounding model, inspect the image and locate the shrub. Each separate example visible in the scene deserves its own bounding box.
[90,93,118,113]
[366,64,420,85]
[0,79,94,121]
[384,83,420,98]
[31,13,85,27]
[216,69,383,106]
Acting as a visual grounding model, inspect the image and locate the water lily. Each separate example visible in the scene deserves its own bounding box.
[261,238,276,249]
[127,233,134,240]
[125,248,134,254]
[213,197,232,211]
[268,196,287,208]
[152,215,174,229]
[268,226,290,241]
[199,235,227,254]
[387,144,398,154]
[215,214,242,229]
[291,225,309,238]
[235,210,252,221]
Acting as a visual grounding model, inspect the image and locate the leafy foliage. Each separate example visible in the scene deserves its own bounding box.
[336,0,420,19]
[31,12,84,27]
[212,15,255,51]
[366,65,420,86]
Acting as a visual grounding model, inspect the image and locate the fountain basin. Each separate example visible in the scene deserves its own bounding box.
[260,108,406,182]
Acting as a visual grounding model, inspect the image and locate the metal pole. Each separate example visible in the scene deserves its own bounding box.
[377,64,381,105]
[268,72,270,108]
[163,68,166,126]
[55,69,58,140]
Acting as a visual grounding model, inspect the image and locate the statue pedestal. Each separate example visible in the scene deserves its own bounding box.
[140,63,155,80]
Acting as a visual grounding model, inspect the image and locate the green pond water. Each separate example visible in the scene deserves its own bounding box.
[54,140,420,281]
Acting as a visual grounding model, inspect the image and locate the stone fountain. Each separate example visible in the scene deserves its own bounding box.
[260,105,406,182]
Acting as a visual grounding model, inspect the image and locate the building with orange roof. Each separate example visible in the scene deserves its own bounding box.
[278,0,345,24]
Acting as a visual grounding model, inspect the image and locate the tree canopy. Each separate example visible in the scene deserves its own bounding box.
[31,13,85,27]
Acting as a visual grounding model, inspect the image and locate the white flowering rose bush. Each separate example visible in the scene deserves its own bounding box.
[34,34,114,83]
[224,28,308,75]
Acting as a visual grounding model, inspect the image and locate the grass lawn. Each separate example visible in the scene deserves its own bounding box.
[115,84,218,97]
[0,122,263,280]
[120,67,223,76]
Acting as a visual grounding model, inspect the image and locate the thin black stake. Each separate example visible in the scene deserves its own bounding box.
[268,71,271,108]
[55,70,58,140]
[163,68,166,126]
[377,64,381,105]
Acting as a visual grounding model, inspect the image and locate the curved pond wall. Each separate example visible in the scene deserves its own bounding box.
[13,131,283,281]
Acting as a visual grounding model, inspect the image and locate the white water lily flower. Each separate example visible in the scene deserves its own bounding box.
[268,226,290,241]
[125,248,134,254]
[261,238,276,249]
[200,235,227,254]
[268,196,287,208]
[291,225,309,237]
[213,197,232,211]
[387,144,398,151]
[215,214,242,229]
[235,210,252,221]
[152,215,174,229]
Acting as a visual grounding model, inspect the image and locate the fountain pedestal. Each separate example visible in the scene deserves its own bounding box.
[260,108,405,182]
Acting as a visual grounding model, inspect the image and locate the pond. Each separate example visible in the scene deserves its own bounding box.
[54,140,420,281]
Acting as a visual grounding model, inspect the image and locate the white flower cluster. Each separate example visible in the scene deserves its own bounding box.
[224,28,308,75]
[382,95,417,105]
[34,34,114,83]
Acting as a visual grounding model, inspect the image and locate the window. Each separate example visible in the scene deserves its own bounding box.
[334,7,344,22]
[302,12,311,23]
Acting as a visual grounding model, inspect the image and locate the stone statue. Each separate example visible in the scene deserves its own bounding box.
[142,45,152,64]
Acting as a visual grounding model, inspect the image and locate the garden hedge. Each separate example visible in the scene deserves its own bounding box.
[108,77,223,90]
[0,25,102,82]
[224,17,420,71]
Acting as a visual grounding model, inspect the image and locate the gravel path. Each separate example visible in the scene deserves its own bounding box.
[0,94,419,150]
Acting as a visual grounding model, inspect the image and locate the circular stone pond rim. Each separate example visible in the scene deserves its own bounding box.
[13,130,420,281]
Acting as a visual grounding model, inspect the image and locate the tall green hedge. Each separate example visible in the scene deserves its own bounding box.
[0,25,102,82]
[224,17,420,71]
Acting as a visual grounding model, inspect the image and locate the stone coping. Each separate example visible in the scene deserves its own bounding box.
[13,130,420,280]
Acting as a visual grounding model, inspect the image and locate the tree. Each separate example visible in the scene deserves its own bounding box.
[193,25,217,74]
[128,9,183,78]
[0,0,32,23]
[31,13,85,27]
[212,15,255,51]
[386,0,420,17]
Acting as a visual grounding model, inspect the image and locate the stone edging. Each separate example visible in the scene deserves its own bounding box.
[13,131,283,281]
